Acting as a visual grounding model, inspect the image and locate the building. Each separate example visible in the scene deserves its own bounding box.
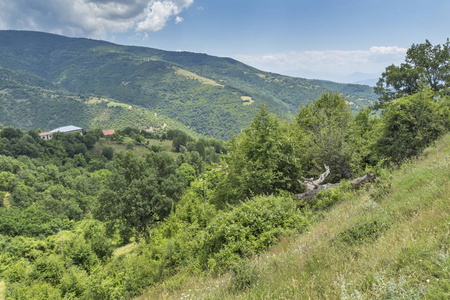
[50,125,83,135]
[38,132,53,140]
[102,130,115,137]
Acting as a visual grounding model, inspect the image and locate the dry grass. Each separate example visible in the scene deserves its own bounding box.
[175,68,224,87]
[113,242,137,257]
[241,96,254,106]
[0,281,4,300]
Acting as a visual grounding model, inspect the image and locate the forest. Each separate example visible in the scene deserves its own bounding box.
[0,40,449,299]
[0,30,375,139]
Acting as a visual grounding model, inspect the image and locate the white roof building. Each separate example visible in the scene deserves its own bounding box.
[50,125,83,135]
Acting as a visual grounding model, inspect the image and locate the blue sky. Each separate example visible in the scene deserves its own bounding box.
[1,0,449,83]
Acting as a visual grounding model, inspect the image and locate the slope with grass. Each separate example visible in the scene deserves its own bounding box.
[139,133,450,299]
[0,30,377,139]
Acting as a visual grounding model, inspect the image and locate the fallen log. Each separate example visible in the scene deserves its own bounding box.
[298,164,330,191]
[297,168,376,200]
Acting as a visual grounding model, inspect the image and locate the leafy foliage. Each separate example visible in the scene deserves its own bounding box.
[295,92,357,181]
[97,151,187,242]
[216,106,301,205]
[377,88,448,163]
[375,39,450,105]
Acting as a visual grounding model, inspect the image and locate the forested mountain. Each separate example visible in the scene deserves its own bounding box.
[0,38,449,299]
[0,30,376,139]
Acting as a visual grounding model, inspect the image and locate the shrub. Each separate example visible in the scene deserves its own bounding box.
[377,89,447,163]
[199,195,308,271]
[59,266,89,298]
[101,147,114,160]
[337,220,390,246]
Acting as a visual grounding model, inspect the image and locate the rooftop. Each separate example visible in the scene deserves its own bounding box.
[38,132,53,136]
[103,130,115,136]
[50,125,82,133]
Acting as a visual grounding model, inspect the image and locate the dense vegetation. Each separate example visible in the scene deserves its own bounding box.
[0,39,448,300]
[0,30,376,139]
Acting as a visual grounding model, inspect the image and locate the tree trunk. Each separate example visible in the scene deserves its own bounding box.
[297,170,376,200]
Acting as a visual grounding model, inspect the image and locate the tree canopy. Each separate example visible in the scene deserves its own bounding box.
[375,39,450,106]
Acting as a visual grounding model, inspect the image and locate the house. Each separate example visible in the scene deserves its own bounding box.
[102,130,115,137]
[50,125,83,135]
[38,132,53,140]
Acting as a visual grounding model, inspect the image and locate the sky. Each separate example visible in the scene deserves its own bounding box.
[1,0,449,84]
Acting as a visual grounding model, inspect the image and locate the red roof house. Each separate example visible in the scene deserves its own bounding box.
[103,130,115,136]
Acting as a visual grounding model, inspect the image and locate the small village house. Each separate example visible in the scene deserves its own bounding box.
[38,132,53,140]
[102,130,115,137]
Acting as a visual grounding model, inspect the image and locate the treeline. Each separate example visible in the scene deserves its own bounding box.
[0,39,449,299]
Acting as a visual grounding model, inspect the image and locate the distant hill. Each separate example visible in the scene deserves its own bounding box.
[0,30,377,139]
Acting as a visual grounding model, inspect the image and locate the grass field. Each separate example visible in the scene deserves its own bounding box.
[92,138,180,159]
[175,68,224,87]
[138,133,450,299]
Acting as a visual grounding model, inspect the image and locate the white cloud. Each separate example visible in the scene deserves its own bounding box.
[233,46,407,81]
[175,16,184,24]
[369,46,407,55]
[0,0,194,38]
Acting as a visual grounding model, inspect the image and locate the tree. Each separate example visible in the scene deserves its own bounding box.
[216,105,301,205]
[375,39,450,106]
[295,92,357,181]
[97,151,184,242]
[376,88,447,163]
[98,152,160,241]
[1,127,23,140]
[101,146,114,160]
[167,129,193,152]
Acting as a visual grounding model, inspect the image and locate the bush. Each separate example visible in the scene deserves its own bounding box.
[337,220,390,246]
[377,89,447,163]
[31,254,65,284]
[60,266,89,298]
[199,195,308,271]
[101,147,114,160]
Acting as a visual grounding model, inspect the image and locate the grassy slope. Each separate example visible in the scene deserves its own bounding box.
[139,134,450,299]
[91,138,181,160]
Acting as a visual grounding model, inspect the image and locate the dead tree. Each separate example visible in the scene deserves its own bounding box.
[297,165,375,200]
[298,164,330,191]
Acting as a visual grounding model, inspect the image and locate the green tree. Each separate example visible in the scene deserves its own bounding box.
[97,151,182,241]
[295,92,357,181]
[375,39,450,106]
[101,146,114,160]
[1,127,23,140]
[167,129,193,152]
[377,88,447,163]
[216,105,300,205]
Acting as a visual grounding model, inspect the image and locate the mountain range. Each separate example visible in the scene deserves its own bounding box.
[0,30,377,139]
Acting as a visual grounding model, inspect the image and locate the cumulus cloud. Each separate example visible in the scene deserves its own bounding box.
[0,0,194,38]
[233,46,407,81]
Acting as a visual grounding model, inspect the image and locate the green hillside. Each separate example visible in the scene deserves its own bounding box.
[0,67,198,137]
[0,30,376,139]
[139,132,450,300]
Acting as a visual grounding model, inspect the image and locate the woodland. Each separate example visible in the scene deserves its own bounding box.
[0,39,449,299]
[0,30,375,140]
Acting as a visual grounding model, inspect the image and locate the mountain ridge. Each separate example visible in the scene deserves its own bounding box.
[0,30,377,139]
